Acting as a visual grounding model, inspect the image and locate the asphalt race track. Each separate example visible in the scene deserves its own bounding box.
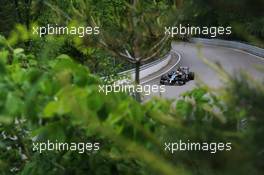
[142,42,264,100]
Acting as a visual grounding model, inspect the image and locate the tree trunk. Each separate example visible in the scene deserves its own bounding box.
[24,0,31,50]
[135,61,141,102]
[14,0,22,23]
[135,61,140,84]
[25,0,31,30]
[176,0,183,8]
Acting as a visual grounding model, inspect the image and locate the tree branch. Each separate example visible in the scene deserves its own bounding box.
[141,35,170,62]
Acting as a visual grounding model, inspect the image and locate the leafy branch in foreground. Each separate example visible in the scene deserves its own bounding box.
[0,46,264,175]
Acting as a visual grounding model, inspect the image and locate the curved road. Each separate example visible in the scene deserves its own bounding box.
[143,42,264,100]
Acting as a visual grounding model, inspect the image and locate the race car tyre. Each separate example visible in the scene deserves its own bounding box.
[188,72,195,80]
[176,81,185,86]
[161,75,168,80]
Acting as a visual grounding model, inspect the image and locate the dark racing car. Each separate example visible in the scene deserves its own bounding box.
[160,67,194,85]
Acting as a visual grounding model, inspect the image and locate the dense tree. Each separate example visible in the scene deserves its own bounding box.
[68,0,177,86]
[180,0,264,42]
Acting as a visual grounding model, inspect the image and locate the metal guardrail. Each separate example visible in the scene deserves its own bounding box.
[119,53,170,76]
[191,38,264,58]
[101,51,172,82]
[140,49,181,84]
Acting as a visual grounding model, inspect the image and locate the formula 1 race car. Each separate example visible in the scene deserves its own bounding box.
[160,67,194,85]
